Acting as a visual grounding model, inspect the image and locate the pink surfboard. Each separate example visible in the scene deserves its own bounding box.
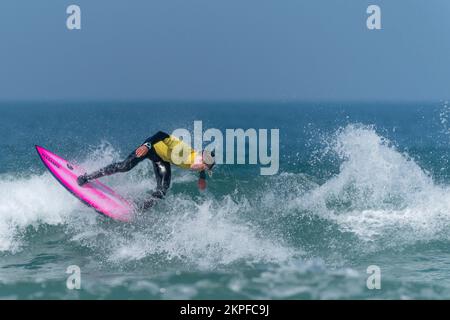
[36,145,134,222]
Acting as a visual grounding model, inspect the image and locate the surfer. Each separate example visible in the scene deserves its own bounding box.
[76,131,215,210]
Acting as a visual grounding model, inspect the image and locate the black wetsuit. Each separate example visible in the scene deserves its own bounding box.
[82,131,172,210]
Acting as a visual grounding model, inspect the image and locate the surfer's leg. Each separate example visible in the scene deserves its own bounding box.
[78,151,144,185]
[153,160,172,197]
[140,161,171,210]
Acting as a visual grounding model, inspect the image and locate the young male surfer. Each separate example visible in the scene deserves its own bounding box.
[77,131,215,210]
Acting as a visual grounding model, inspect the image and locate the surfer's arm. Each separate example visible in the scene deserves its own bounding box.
[190,154,208,171]
[198,170,207,191]
[138,131,170,158]
[187,153,207,190]
[191,155,208,191]
[137,131,167,157]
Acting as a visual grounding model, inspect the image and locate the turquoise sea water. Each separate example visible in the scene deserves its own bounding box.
[2,101,450,299]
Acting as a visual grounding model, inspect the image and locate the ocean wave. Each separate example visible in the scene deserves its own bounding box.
[0,174,79,252]
[293,124,450,249]
[3,125,450,264]
[0,143,296,269]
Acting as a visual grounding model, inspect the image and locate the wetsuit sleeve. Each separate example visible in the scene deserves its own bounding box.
[144,131,170,145]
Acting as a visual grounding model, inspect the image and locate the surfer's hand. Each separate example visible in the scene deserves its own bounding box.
[136,145,149,158]
[198,178,206,191]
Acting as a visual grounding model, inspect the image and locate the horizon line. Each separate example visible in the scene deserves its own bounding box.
[0,98,447,105]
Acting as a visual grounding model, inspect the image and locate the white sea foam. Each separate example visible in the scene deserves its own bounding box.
[0,174,79,252]
[294,124,450,248]
[3,126,450,259]
[0,143,296,268]
[107,197,295,268]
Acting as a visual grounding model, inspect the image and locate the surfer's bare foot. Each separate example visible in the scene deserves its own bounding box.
[77,174,89,186]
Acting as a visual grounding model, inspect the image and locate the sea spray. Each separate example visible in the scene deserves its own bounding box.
[294,124,450,250]
[0,174,79,252]
[3,103,450,298]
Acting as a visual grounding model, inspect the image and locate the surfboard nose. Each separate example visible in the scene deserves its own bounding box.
[35,145,49,156]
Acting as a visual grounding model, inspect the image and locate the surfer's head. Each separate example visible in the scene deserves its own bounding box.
[202,150,215,174]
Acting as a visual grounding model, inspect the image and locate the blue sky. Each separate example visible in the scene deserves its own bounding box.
[1,0,450,101]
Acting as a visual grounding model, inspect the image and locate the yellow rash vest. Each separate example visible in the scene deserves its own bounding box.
[144,131,197,169]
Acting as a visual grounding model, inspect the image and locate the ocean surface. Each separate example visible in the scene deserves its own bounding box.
[2,101,450,299]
